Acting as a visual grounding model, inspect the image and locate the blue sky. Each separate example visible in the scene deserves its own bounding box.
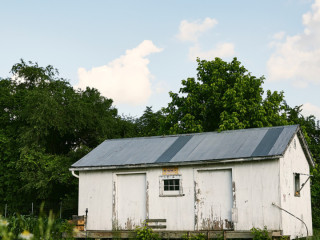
[1,0,320,119]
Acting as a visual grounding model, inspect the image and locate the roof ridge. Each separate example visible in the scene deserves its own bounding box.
[102,124,299,142]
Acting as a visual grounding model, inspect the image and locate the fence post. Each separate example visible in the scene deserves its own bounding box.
[60,201,62,219]
[5,204,7,218]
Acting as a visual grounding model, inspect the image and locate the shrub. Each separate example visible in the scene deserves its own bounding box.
[135,225,159,240]
[251,226,271,240]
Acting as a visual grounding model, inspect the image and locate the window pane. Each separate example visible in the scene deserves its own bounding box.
[163,178,180,191]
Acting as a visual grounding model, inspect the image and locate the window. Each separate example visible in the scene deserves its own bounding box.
[294,173,300,197]
[159,175,183,197]
[164,179,180,191]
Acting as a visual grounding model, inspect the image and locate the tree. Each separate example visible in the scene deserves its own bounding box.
[164,57,288,134]
[135,106,166,137]
[0,60,120,215]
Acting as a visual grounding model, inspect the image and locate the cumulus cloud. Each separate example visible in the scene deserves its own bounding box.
[267,0,320,87]
[302,102,320,119]
[176,17,235,61]
[189,43,235,60]
[76,40,163,105]
[176,17,218,42]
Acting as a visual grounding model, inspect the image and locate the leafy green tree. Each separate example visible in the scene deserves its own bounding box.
[0,60,119,215]
[135,106,165,136]
[164,57,288,134]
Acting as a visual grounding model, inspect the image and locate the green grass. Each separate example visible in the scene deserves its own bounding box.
[0,213,74,240]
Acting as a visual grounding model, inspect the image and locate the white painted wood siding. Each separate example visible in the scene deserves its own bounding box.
[232,160,281,231]
[195,169,233,230]
[78,171,113,230]
[279,134,313,238]
[78,161,282,231]
[116,173,146,230]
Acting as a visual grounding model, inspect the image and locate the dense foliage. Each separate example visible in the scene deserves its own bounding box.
[0,58,319,228]
[163,58,288,134]
[0,211,74,240]
[0,60,134,216]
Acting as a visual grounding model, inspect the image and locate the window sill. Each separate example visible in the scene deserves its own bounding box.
[159,194,185,197]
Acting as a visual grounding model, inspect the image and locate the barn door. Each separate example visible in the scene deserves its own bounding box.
[116,173,146,230]
[195,169,233,230]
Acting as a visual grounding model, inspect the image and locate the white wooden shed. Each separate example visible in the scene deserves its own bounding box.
[70,125,314,239]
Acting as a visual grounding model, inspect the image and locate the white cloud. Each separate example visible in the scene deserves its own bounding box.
[176,18,218,42]
[153,81,168,94]
[267,0,320,87]
[176,17,235,61]
[272,31,286,40]
[302,102,320,119]
[189,43,235,60]
[76,40,163,105]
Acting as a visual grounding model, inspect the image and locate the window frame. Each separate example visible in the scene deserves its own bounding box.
[159,175,183,197]
[294,173,301,197]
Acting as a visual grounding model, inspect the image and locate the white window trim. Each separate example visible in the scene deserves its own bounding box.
[159,174,184,197]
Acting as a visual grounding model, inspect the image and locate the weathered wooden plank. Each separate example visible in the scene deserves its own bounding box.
[72,230,136,239]
[225,231,253,239]
[146,219,166,222]
[147,225,166,229]
[70,230,283,239]
[72,215,84,221]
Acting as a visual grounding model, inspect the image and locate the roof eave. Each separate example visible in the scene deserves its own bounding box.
[69,155,282,172]
[296,127,315,168]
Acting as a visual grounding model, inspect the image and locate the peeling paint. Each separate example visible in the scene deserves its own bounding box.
[232,181,236,208]
[196,169,233,231]
[124,218,135,230]
[146,181,149,219]
[225,219,234,229]
[112,180,116,230]
[116,174,146,231]
[201,217,224,230]
[194,180,199,230]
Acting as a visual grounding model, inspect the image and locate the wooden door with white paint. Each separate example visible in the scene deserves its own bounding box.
[116,173,146,230]
[195,169,233,230]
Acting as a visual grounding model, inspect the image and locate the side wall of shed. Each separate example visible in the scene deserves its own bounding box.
[78,160,282,232]
[279,134,313,238]
[78,171,113,230]
[231,160,281,231]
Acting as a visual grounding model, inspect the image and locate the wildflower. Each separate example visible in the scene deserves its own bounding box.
[19,230,34,240]
[0,219,8,226]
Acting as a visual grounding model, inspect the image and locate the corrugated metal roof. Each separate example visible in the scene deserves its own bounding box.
[71,125,301,168]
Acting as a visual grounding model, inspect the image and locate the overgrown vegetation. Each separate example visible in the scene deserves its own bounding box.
[250,227,271,240]
[0,58,319,229]
[182,232,207,240]
[134,225,159,240]
[0,210,74,240]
